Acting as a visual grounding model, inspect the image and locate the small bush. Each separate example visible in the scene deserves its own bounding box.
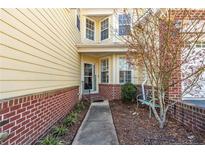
[63,112,77,126]
[74,102,85,113]
[40,135,59,145]
[53,125,67,137]
[121,83,137,103]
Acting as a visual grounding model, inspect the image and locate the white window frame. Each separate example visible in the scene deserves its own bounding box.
[100,17,109,41]
[100,58,109,83]
[195,41,205,48]
[118,56,133,84]
[76,9,80,31]
[118,13,131,36]
[85,17,95,41]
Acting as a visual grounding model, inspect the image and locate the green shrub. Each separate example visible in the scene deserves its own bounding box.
[63,112,77,126]
[74,102,85,113]
[53,125,67,137]
[121,83,137,103]
[40,135,59,145]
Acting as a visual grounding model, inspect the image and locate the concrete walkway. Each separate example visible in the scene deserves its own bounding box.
[72,100,119,145]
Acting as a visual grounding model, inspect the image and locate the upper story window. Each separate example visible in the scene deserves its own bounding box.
[119,57,132,84]
[101,18,109,40]
[195,41,205,48]
[76,9,80,31]
[101,59,109,83]
[77,15,80,31]
[86,18,95,40]
[119,14,131,36]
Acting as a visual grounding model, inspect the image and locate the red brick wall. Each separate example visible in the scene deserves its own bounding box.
[138,85,205,132]
[169,99,205,132]
[167,10,205,100]
[99,84,121,101]
[0,86,79,145]
[171,9,205,20]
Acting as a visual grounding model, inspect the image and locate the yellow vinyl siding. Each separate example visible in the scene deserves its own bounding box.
[0,8,80,100]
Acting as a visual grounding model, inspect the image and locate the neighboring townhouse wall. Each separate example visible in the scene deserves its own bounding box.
[167,9,205,100]
[136,84,205,132]
[169,99,205,132]
[0,8,80,144]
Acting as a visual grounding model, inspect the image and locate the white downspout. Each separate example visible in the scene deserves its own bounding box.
[142,78,147,100]
[142,71,148,100]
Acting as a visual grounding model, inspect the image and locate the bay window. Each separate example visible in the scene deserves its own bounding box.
[119,57,132,83]
[101,18,109,40]
[195,41,205,48]
[119,14,131,36]
[86,18,95,40]
[101,59,109,83]
[77,15,80,31]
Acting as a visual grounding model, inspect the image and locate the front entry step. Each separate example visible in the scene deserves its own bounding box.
[82,94,105,102]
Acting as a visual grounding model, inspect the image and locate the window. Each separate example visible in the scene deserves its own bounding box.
[101,18,109,40]
[101,59,109,83]
[86,18,95,40]
[77,15,80,31]
[119,57,132,83]
[119,14,131,36]
[76,9,80,31]
[195,41,205,48]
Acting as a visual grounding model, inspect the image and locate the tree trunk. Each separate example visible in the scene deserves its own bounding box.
[159,121,165,129]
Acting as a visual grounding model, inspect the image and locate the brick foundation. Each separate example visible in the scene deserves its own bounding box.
[0,86,79,145]
[169,100,205,132]
[99,84,121,101]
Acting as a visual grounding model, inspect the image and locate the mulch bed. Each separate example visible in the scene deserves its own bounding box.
[36,102,90,145]
[110,100,205,145]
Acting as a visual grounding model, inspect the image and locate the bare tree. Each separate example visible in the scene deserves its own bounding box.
[115,9,205,128]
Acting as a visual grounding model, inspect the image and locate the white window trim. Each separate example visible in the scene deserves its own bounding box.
[117,55,134,84]
[76,9,80,31]
[118,13,131,36]
[85,17,96,41]
[195,41,205,48]
[99,56,110,84]
[100,58,109,84]
[100,17,109,41]
[82,61,98,93]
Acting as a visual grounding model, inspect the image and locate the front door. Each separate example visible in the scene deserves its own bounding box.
[84,63,95,93]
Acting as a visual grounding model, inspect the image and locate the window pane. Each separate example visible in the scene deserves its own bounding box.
[126,71,132,83]
[86,29,94,40]
[101,19,109,40]
[119,14,131,36]
[84,77,92,90]
[119,71,131,83]
[86,19,94,40]
[119,25,130,36]
[196,41,201,48]
[101,59,109,83]
[202,42,205,48]
[119,71,124,83]
[119,57,132,84]
[101,29,108,40]
[77,15,80,31]
[84,64,92,76]
[101,72,109,83]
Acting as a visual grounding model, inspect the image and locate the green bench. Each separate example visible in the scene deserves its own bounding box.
[137,95,160,117]
[138,99,160,108]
